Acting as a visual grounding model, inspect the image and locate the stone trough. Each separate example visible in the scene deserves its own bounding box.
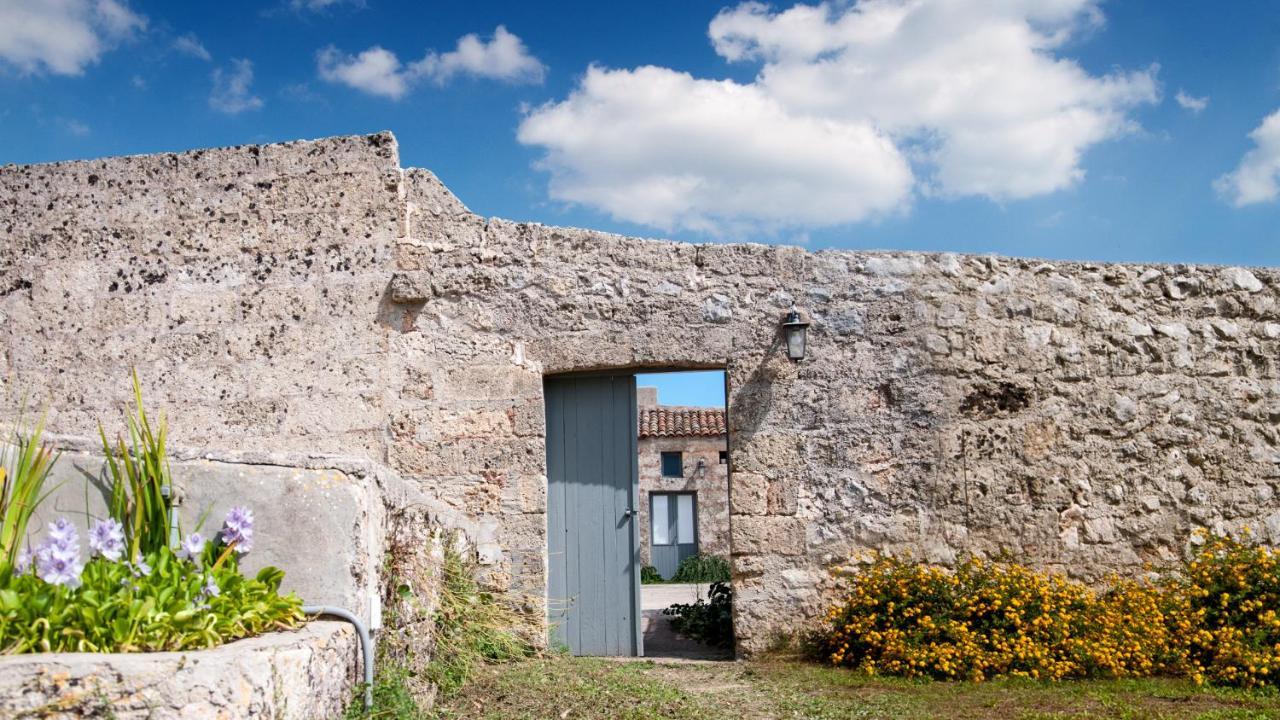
[0,621,359,719]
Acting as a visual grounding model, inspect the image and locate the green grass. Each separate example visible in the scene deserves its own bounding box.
[432,656,1280,720]
[346,661,423,720]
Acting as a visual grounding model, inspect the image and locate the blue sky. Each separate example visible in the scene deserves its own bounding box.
[637,371,727,409]
[3,0,1280,267]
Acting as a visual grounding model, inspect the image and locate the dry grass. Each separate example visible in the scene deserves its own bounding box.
[432,655,1280,719]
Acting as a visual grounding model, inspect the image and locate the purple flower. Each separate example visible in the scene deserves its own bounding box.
[38,552,84,588]
[220,506,254,554]
[14,546,33,574]
[196,574,220,604]
[47,517,77,545]
[35,518,83,589]
[177,532,206,563]
[131,557,152,577]
[88,518,125,562]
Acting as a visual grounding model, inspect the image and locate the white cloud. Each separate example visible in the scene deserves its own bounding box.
[518,0,1159,234]
[209,58,263,114]
[411,25,545,85]
[1215,109,1280,207]
[0,0,146,75]
[280,81,327,104]
[60,117,90,136]
[1175,90,1208,114]
[1037,210,1066,228]
[290,0,364,10]
[316,25,544,99]
[173,32,210,61]
[318,45,407,99]
[517,65,912,232]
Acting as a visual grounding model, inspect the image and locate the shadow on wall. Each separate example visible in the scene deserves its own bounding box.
[726,330,786,445]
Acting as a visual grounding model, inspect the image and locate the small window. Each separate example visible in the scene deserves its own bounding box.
[661,451,683,477]
[718,450,728,465]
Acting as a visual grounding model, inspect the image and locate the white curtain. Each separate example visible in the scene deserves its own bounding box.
[652,494,670,545]
[676,494,695,544]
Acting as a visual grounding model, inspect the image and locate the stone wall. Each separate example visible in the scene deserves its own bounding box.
[0,133,400,458]
[4,132,1278,654]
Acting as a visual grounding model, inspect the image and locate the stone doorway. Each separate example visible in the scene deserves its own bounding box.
[634,370,733,660]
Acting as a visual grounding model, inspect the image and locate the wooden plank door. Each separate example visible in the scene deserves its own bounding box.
[545,375,641,656]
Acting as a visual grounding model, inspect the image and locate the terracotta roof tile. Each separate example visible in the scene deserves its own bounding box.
[638,407,726,438]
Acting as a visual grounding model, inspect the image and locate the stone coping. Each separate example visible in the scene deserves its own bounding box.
[0,621,360,719]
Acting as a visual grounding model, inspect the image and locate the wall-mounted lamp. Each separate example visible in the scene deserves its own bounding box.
[781,310,810,362]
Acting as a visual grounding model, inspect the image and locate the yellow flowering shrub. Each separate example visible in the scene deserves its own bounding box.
[1170,532,1280,687]
[816,532,1280,687]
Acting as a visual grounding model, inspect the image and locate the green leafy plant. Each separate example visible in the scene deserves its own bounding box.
[664,580,734,648]
[343,662,424,720]
[669,553,731,584]
[99,371,174,561]
[0,409,59,583]
[641,565,662,584]
[0,544,302,653]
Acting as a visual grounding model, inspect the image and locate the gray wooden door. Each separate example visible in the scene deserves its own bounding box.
[650,492,699,580]
[545,375,641,656]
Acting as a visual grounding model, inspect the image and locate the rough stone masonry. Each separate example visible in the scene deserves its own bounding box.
[2,132,1278,653]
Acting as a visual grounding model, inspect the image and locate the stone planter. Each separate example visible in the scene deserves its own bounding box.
[0,621,360,719]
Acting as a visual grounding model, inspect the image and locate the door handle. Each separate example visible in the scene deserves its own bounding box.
[623,509,636,519]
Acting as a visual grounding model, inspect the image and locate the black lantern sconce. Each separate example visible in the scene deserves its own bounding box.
[781,310,810,362]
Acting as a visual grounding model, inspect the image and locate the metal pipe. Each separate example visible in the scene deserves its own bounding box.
[302,605,373,713]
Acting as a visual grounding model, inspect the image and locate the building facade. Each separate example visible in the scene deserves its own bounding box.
[636,387,729,578]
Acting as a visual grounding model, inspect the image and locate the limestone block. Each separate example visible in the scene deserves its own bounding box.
[390,270,433,302]
[510,397,547,437]
[731,472,768,515]
[1207,318,1241,339]
[734,516,805,556]
[519,473,548,513]
[436,365,542,401]
[1112,394,1139,423]
[767,475,799,516]
[1223,267,1265,293]
[704,293,733,323]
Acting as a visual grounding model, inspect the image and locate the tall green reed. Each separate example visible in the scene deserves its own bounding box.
[0,407,59,584]
[99,372,173,561]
